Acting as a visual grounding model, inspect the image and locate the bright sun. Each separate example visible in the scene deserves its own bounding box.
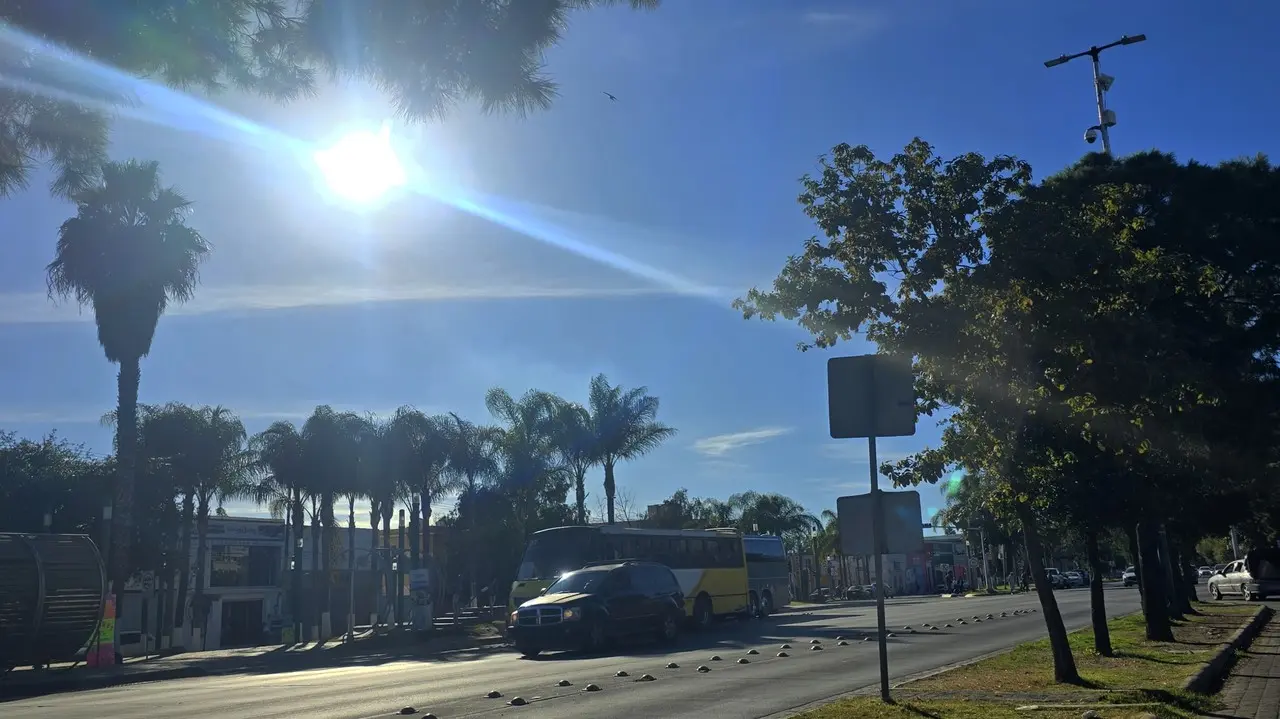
[312,124,407,204]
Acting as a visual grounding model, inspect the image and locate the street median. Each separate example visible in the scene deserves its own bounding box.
[788,601,1259,719]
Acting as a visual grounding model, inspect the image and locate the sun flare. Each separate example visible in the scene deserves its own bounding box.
[312,123,407,204]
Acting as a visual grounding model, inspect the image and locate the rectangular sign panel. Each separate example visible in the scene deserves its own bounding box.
[837,490,926,556]
[827,354,916,439]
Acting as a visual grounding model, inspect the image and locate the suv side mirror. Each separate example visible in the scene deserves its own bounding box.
[539,587,549,596]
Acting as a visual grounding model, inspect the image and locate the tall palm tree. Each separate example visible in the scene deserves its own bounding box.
[446,412,501,601]
[388,408,457,561]
[47,159,210,592]
[251,420,309,635]
[134,403,254,644]
[485,387,565,538]
[551,400,598,524]
[130,403,195,637]
[300,405,364,629]
[587,374,676,524]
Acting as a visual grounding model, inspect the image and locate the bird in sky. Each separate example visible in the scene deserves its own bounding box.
[603,91,618,101]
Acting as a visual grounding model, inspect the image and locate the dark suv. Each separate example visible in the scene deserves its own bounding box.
[507,561,685,657]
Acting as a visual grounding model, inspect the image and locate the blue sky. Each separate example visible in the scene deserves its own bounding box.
[0,0,1276,526]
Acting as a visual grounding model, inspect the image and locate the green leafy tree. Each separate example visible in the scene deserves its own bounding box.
[47,159,209,594]
[587,374,676,524]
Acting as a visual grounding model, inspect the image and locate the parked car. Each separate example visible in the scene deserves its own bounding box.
[1197,566,1213,579]
[1043,567,1068,589]
[1063,571,1087,588]
[507,560,685,657]
[1122,566,1138,587]
[1207,551,1280,601]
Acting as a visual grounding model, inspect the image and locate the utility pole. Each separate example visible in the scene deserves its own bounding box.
[1044,34,1147,156]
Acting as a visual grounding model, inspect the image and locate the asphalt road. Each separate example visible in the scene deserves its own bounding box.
[7,587,1142,719]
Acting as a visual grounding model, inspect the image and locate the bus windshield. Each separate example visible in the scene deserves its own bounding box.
[516,527,598,580]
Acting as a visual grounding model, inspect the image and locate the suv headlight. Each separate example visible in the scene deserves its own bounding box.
[562,607,582,621]
[509,611,519,624]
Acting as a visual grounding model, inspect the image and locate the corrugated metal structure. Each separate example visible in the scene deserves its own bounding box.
[0,533,106,671]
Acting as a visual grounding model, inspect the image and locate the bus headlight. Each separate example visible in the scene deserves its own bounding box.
[562,607,582,621]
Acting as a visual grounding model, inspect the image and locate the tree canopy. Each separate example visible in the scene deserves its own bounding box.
[738,138,1280,682]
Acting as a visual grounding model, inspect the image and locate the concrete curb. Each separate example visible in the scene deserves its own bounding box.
[0,666,212,701]
[1181,604,1274,695]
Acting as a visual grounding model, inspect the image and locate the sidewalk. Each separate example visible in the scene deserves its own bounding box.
[1,630,508,701]
[1209,614,1280,719]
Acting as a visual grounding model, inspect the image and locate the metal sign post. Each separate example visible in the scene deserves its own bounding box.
[828,354,917,703]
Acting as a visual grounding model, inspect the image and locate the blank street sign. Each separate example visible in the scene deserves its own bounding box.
[837,490,926,556]
[826,355,916,439]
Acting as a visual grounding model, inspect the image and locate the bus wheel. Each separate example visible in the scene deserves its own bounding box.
[692,595,714,629]
[747,592,761,619]
[760,591,773,617]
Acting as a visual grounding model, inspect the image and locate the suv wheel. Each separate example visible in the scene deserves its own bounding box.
[517,644,541,658]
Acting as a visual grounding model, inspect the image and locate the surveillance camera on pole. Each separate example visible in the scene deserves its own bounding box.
[1043,34,1147,156]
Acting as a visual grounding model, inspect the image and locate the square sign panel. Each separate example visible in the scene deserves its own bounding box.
[827,354,916,439]
[837,490,926,556]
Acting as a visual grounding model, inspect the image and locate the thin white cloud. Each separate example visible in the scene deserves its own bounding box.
[692,427,792,457]
[799,8,888,38]
[0,404,415,426]
[0,282,714,325]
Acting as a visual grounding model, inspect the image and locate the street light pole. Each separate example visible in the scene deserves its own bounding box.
[1044,34,1147,156]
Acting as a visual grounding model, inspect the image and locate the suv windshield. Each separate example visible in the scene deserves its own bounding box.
[546,569,610,594]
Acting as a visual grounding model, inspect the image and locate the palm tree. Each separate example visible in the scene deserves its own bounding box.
[133,403,254,644]
[587,374,676,524]
[446,412,501,601]
[485,388,565,537]
[47,159,210,592]
[550,400,598,524]
[300,405,363,631]
[388,408,458,562]
[251,420,309,636]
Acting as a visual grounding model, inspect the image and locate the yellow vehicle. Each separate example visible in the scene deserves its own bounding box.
[508,525,750,627]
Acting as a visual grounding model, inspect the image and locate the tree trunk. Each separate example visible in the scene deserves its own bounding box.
[1137,520,1174,641]
[421,490,432,558]
[310,502,320,631]
[173,491,194,627]
[111,356,141,594]
[467,478,478,604]
[193,498,211,647]
[409,497,420,569]
[347,498,356,638]
[292,491,304,640]
[604,459,617,524]
[322,495,334,625]
[574,468,587,525]
[1161,528,1192,616]
[1015,501,1081,683]
[1084,527,1113,656]
[1125,523,1144,614]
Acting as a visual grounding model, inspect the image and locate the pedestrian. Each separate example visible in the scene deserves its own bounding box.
[1007,571,1015,593]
